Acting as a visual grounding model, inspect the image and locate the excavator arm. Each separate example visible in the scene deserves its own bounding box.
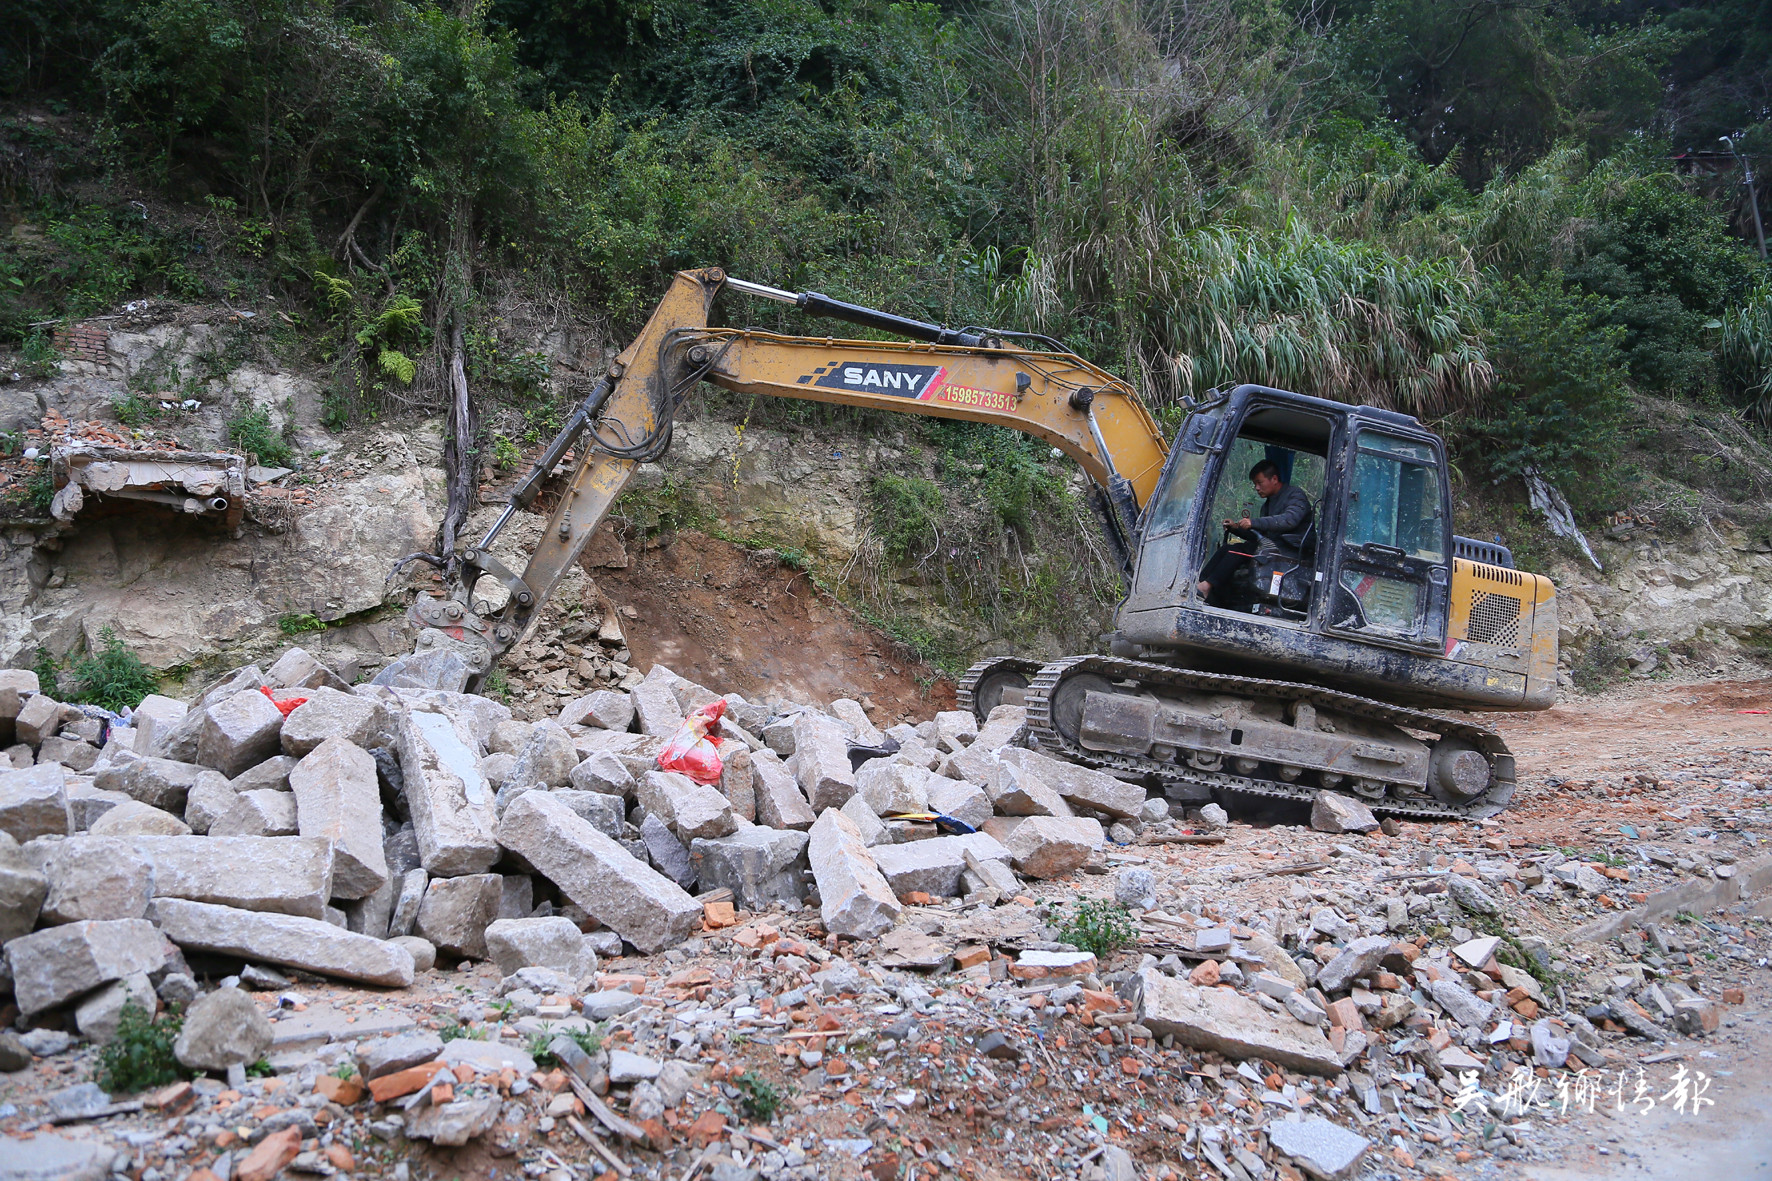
[389,268,1168,690]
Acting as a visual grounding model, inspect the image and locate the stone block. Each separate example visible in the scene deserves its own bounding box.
[37,736,98,772]
[1310,792,1378,835]
[484,917,597,981]
[1133,967,1339,1075]
[37,835,153,924]
[828,699,885,746]
[569,751,636,798]
[1000,815,1103,879]
[856,760,930,816]
[387,868,428,938]
[561,690,635,732]
[396,707,499,877]
[147,701,208,763]
[638,770,737,841]
[808,808,901,939]
[752,750,815,830]
[210,788,299,837]
[719,747,756,822]
[280,688,391,757]
[840,793,889,846]
[15,693,61,749]
[230,755,300,793]
[414,873,503,959]
[549,789,626,841]
[631,682,684,736]
[97,756,219,814]
[998,747,1143,818]
[870,833,1012,898]
[689,825,812,911]
[0,836,47,942]
[931,710,978,753]
[498,792,701,954]
[131,695,189,756]
[194,665,268,711]
[792,714,856,811]
[4,918,167,1016]
[88,799,191,836]
[0,763,72,841]
[174,986,274,1070]
[74,971,157,1044]
[198,690,286,778]
[151,898,414,987]
[640,813,696,890]
[132,835,336,919]
[508,721,578,789]
[983,759,1073,817]
[290,738,388,900]
[266,647,352,692]
[925,777,992,831]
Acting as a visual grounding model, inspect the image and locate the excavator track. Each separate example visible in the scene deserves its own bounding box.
[1007,655,1514,821]
[956,656,1045,717]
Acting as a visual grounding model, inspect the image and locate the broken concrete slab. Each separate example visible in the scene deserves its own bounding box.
[792,713,857,811]
[497,792,702,954]
[181,772,238,835]
[289,738,387,900]
[414,873,503,960]
[197,689,286,778]
[396,707,499,877]
[230,755,300,794]
[5,917,168,1015]
[1132,967,1339,1075]
[279,688,391,757]
[840,793,889,846]
[752,750,815,831]
[132,835,336,919]
[808,808,901,940]
[36,835,153,924]
[0,763,73,843]
[152,898,415,987]
[1000,815,1104,879]
[689,824,812,911]
[1266,1117,1370,1181]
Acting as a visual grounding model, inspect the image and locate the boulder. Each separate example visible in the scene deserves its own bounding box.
[856,760,930,816]
[38,736,99,772]
[549,789,626,840]
[1000,815,1104,879]
[396,707,499,877]
[265,647,353,692]
[507,720,577,789]
[95,756,215,813]
[925,777,992,831]
[931,710,978,753]
[0,835,48,941]
[36,835,153,924]
[182,772,238,835]
[631,681,684,736]
[4,918,167,1016]
[561,690,635,732]
[173,987,275,1071]
[1133,967,1339,1075]
[689,825,812,910]
[289,738,388,900]
[131,695,189,756]
[871,833,1012,898]
[828,698,886,746]
[483,917,597,981]
[998,747,1144,818]
[132,835,336,919]
[414,873,503,960]
[983,759,1073,817]
[497,792,701,954]
[569,751,636,798]
[74,972,157,1044]
[88,799,191,837]
[792,714,856,811]
[279,688,391,757]
[751,750,815,830]
[197,690,286,778]
[209,788,298,837]
[807,808,901,939]
[151,898,415,987]
[14,693,61,749]
[1309,792,1379,835]
[0,763,73,841]
[638,770,737,841]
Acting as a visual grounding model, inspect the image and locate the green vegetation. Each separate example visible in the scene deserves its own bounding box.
[278,613,326,636]
[226,405,293,468]
[93,1003,190,1094]
[63,627,159,712]
[1055,898,1140,959]
[733,1070,788,1122]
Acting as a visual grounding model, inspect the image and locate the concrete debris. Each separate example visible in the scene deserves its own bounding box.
[1267,1117,1370,1180]
[1133,967,1340,1075]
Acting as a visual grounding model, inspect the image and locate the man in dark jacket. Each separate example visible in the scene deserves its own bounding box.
[1196,460,1313,603]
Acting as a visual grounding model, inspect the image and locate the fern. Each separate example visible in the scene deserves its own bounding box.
[377,348,416,384]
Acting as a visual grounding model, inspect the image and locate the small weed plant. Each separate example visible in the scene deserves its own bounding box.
[1056,898,1139,958]
[278,612,326,635]
[94,1003,190,1094]
[65,627,158,712]
[734,1070,787,1122]
[227,404,293,467]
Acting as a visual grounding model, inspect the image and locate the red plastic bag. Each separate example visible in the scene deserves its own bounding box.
[260,685,308,717]
[657,699,727,785]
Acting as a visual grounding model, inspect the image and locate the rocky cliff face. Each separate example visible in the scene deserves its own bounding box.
[2,305,1767,697]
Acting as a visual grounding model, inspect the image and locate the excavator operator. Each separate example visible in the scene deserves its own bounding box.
[1195,459,1314,605]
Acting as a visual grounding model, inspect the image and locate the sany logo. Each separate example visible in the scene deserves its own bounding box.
[798,361,946,399]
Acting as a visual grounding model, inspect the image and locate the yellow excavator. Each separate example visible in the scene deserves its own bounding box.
[386,268,1557,820]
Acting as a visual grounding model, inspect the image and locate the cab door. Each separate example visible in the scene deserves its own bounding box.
[1322,428,1452,648]
[1124,409,1218,611]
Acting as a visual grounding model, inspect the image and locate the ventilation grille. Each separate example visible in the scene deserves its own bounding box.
[1470,561,1523,587]
[1468,589,1524,647]
[1455,535,1516,568]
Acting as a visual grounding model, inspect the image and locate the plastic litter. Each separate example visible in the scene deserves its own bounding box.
[260,685,308,717]
[657,699,726,784]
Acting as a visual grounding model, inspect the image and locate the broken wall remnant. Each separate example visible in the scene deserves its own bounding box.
[49,443,248,531]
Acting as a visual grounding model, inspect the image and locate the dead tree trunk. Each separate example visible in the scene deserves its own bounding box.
[439,311,478,560]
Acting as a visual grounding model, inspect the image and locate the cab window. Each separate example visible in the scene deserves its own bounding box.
[1346,432,1445,562]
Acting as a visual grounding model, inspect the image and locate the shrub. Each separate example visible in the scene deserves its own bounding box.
[227,405,293,467]
[93,1003,190,1094]
[65,627,159,712]
[1055,897,1139,958]
[870,475,944,564]
[733,1070,787,1122]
